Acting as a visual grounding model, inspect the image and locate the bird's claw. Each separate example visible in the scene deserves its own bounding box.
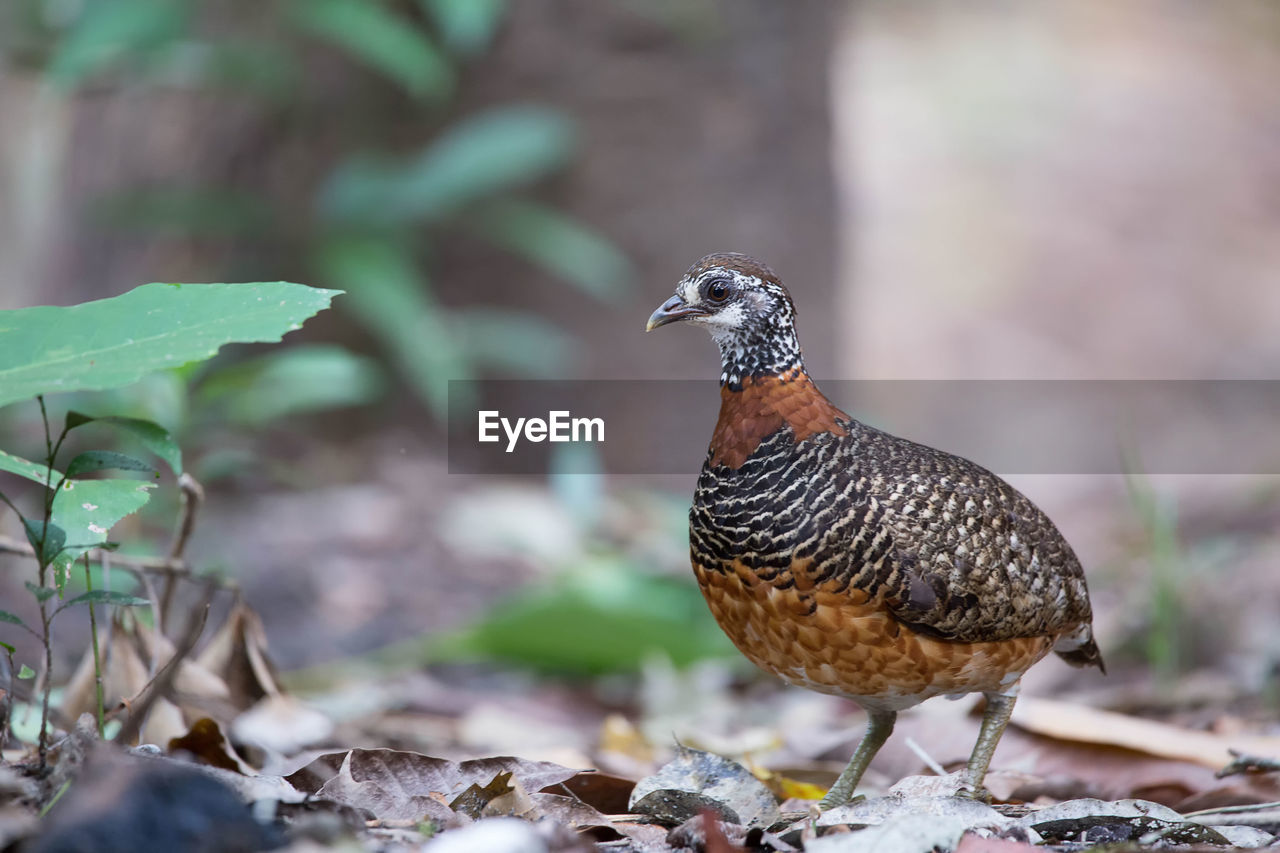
[955,786,994,804]
[817,792,866,812]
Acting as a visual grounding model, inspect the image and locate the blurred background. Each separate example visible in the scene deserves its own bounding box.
[1,0,1278,791]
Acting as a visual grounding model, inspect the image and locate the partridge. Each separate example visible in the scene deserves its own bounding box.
[647,253,1103,808]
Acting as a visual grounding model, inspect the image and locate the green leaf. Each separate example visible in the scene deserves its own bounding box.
[431,559,737,674]
[0,282,341,410]
[46,0,188,90]
[0,610,26,628]
[321,106,574,227]
[18,664,35,680]
[23,520,66,566]
[0,450,56,485]
[66,414,183,476]
[196,345,386,426]
[450,308,575,378]
[315,237,467,416]
[466,199,631,300]
[49,479,154,581]
[25,582,56,603]
[420,0,508,54]
[289,0,451,99]
[62,590,151,609]
[65,451,155,479]
[0,642,14,655]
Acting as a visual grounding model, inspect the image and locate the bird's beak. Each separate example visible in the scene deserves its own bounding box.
[646,294,707,331]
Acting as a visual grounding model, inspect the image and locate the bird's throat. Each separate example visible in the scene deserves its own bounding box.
[714,317,804,388]
[708,367,849,469]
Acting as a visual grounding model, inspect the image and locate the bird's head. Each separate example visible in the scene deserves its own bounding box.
[646,253,804,386]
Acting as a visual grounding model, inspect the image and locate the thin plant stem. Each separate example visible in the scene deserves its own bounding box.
[38,779,71,817]
[36,600,52,766]
[0,645,14,745]
[38,396,53,504]
[84,553,104,738]
[33,396,68,767]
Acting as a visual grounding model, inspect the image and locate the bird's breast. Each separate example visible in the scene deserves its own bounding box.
[708,370,848,469]
[693,555,1055,704]
[691,423,889,593]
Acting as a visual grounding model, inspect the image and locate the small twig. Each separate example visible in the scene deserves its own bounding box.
[124,560,166,639]
[162,473,204,631]
[114,585,213,745]
[166,473,204,562]
[1184,800,1280,826]
[1217,749,1280,778]
[903,736,948,777]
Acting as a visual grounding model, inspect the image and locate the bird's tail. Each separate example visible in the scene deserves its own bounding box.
[1053,624,1106,674]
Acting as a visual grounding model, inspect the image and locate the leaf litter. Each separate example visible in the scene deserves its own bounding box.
[5,584,1280,850]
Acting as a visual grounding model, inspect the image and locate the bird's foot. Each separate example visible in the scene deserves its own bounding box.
[816,792,865,812]
[954,785,993,804]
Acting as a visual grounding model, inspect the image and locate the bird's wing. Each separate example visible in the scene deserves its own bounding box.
[844,423,1095,644]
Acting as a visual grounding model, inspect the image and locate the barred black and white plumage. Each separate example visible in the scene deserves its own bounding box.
[691,416,1099,653]
[648,252,1104,808]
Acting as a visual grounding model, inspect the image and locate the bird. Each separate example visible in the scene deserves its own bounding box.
[646,253,1104,809]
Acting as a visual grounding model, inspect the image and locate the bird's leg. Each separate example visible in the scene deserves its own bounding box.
[818,709,896,810]
[957,686,1019,801]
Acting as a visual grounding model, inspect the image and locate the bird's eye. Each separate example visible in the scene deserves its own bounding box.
[706,279,732,303]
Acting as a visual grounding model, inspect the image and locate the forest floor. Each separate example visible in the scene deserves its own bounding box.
[2,433,1279,852]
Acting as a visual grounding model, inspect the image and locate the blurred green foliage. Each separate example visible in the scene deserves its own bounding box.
[195,344,386,427]
[290,0,454,99]
[429,556,738,675]
[1125,473,1185,683]
[1116,470,1241,685]
[2,0,631,418]
[0,1,717,683]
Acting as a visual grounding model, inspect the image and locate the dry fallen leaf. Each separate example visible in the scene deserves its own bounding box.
[665,810,750,853]
[168,717,252,774]
[815,793,1016,834]
[314,750,458,823]
[134,620,231,705]
[526,792,615,832]
[807,812,998,853]
[549,770,636,814]
[450,770,521,818]
[597,712,655,765]
[629,746,780,829]
[231,694,333,755]
[285,748,581,824]
[60,617,189,746]
[196,601,280,709]
[953,834,1039,853]
[1013,797,1231,847]
[745,756,828,802]
[1010,696,1280,769]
